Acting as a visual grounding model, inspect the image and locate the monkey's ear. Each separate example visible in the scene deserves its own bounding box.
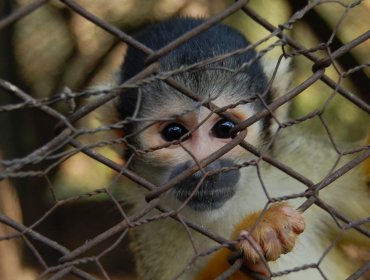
[261,57,292,123]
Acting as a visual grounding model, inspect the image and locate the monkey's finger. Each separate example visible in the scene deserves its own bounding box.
[279,205,305,234]
[238,230,265,264]
[245,261,270,276]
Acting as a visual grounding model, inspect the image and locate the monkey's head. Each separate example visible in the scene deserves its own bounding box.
[115,18,288,212]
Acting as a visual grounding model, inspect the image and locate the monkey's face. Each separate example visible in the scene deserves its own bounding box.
[124,93,263,212]
[116,19,273,212]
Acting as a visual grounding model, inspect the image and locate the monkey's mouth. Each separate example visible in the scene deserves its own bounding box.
[170,160,240,211]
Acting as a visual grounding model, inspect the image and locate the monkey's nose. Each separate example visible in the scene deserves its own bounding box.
[189,159,234,178]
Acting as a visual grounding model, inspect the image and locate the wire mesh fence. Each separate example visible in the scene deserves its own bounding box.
[0,0,369,279]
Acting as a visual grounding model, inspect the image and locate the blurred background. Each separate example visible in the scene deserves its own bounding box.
[0,0,369,279]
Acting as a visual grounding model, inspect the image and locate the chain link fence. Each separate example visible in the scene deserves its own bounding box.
[0,0,369,279]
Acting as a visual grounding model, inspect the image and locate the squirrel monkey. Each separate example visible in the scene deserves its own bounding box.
[109,18,369,279]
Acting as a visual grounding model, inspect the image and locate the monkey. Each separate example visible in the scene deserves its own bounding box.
[108,18,369,279]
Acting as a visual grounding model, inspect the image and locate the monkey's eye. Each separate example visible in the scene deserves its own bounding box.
[161,123,189,142]
[212,119,236,139]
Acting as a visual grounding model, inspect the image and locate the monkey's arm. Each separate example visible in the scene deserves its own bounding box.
[195,204,305,280]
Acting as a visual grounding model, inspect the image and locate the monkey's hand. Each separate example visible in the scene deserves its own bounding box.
[195,204,304,280]
[235,203,305,275]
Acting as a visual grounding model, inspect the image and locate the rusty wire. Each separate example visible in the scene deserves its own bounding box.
[0,0,369,279]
